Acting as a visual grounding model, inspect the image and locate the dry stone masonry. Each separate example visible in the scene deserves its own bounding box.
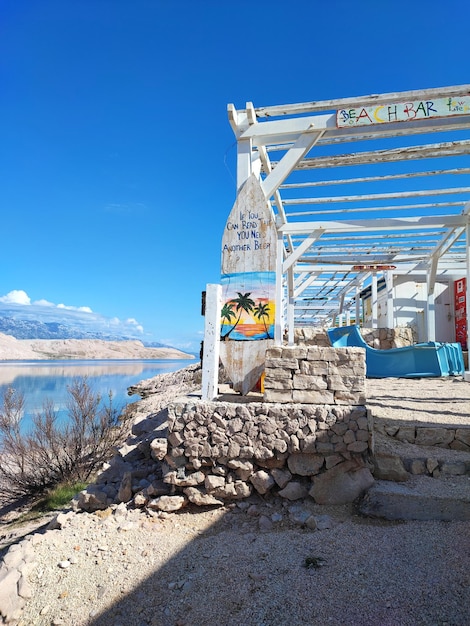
[159,394,373,508]
[360,327,416,349]
[293,326,415,349]
[263,345,366,405]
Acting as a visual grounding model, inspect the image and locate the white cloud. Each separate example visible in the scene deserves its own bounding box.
[0,289,146,340]
[33,299,55,307]
[124,318,143,333]
[57,303,93,313]
[0,290,31,305]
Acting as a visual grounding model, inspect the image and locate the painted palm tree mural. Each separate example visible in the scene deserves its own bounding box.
[221,292,255,340]
[220,272,275,341]
[253,300,272,339]
[220,302,236,327]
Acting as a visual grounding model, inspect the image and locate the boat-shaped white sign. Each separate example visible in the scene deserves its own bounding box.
[220,174,277,395]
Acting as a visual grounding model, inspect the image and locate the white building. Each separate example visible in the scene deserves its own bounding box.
[360,274,467,346]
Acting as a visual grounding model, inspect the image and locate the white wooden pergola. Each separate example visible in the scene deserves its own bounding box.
[227,85,470,348]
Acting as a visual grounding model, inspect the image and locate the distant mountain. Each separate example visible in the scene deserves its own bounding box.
[0,314,168,348]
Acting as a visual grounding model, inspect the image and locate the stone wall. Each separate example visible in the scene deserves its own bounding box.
[360,327,416,349]
[157,394,373,507]
[293,327,331,346]
[263,345,366,405]
[378,422,470,453]
[293,326,416,349]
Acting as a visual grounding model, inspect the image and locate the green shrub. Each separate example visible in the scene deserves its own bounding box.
[34,481,88,512]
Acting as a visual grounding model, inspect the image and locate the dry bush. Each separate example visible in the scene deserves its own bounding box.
[0,378,133,502]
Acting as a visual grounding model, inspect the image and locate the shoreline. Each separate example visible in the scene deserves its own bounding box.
[0,333,195,361]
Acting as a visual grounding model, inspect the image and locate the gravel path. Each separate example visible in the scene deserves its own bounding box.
[366,376,470,426]
[14,500,470,626]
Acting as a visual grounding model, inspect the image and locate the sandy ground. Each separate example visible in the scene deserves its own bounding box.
[11,496,470,626]
[366,375,470,426]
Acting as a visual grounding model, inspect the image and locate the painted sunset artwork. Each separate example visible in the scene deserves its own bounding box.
[220,271,275,341]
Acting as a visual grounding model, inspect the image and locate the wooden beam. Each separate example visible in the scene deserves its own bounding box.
[294,273,320,298]
[273,140,470,171]
[286,201,465,218]
[252,84,470,118]
[282,229,324,273]
[281,187,470,206]
[279,214,467,235]
[257,115,470,150]
[261,130,325,200]
[280,167,470,189]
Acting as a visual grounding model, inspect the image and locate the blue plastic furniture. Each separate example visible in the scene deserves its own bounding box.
[327,325,465,378]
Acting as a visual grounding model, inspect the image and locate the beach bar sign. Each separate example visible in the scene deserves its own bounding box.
[337,95,470,128]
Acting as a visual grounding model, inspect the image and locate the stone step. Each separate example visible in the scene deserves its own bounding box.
[371,430,470,481]
[374,417,470,452]
[359,475,470,521]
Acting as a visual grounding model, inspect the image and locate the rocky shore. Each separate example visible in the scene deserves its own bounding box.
[0,333,194,361]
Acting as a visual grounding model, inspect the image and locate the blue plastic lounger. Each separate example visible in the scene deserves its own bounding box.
[327,325,465,378]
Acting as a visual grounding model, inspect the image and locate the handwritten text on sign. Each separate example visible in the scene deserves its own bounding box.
[222,210,272,253]
[337,96,470,128]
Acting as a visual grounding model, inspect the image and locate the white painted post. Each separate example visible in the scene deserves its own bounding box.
[355,284,361,326]
[275,229,284,345]
[372,273,378,328]
[385,271,394,329]
[201,284,222,401]
[346,309,351,326]
[237,139,252,191]
[427,291,436,342]
[287,267,295,346]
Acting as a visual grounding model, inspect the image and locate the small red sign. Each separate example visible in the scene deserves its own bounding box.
[454,278,467,350]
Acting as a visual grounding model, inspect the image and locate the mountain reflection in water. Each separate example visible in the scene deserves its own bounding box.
[0,359,194,427]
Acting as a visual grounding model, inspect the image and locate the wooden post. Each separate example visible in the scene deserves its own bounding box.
[355,284,361,326]
[287,267,295,346]
[201,284,221,401]
[427,290,436,342]
[371,273,378,328]
[385,271,394,329]
[275,229,284,345]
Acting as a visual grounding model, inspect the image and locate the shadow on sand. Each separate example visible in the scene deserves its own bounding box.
[84,498,470,626]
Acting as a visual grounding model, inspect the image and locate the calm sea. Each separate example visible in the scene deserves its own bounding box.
[0,359,195,429]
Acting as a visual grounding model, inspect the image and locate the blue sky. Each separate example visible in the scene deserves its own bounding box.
[0,0,468,353]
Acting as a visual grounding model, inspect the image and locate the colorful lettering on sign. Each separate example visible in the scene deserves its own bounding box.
[337,96,470,127]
